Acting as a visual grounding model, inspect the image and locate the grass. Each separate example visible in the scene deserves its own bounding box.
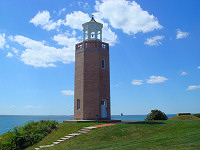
[26,120,200,150]
[26,123,102,150]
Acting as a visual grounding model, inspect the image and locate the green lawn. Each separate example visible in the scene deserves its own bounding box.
[26,123,103,150]
[26,119,200,150]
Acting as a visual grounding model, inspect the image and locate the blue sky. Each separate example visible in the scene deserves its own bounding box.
[0,0,199,115]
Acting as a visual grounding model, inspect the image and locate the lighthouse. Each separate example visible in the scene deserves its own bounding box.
[74,15,110,120]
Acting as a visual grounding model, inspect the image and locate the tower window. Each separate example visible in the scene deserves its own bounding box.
[102,59,105,69]
[91,32,95,39]
[97,31,101,40]
[77,99,80,110]
[85,31,88,40]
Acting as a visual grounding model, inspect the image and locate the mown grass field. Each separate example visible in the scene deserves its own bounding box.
[26,117,200,150]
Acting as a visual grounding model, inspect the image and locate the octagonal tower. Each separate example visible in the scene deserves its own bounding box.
[74,15,110,120]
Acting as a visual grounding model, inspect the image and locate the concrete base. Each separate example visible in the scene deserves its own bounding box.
[63,119,121,123]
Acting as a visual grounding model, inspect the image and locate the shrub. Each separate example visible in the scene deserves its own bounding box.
[193,113,200,118]
[169,115,200,120]
[145,109,168,121]
[0,120,58,150]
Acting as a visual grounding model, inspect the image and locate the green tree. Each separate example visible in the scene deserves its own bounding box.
[145,109,168,121]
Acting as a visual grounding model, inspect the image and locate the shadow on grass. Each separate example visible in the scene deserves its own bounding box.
[125,121,165,125]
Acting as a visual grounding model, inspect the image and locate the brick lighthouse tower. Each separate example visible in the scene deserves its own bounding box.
[74,15,110,120]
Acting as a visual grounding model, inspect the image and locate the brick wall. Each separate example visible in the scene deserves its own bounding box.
[74,40,110,120]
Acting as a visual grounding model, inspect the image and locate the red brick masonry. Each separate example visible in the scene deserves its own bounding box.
[74,40,110,120]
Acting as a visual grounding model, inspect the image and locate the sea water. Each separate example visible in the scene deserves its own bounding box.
[0,114,176,135]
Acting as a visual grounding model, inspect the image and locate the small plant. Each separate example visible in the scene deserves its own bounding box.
[145,109,168,121]
[0,120,58,150]
[193,113,200,118]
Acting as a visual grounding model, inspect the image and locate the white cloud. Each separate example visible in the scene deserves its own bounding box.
[95,0,162,35]
[132,80,143,85]
[64,11,90,30]
[11,47,18,54]
[176,29,189,39]
[197,66,200,69]
[61,90,74,95]
[6,52,13,58]
[102,22,118,46]
[181,72,188,75]
[11,35,75,67]
[113,82,122,86]
[5,44,10,49]
[186,85,200,90]
[9,105,17,108]
[64,11,117,46]
[53,33,80,47]
[58,8,66,16]
[146,76,168,84]
[145,35,164,46]
[78,2,90,10]
[0,33,6,49]
[30,11,63,31]
[25,106,34,109]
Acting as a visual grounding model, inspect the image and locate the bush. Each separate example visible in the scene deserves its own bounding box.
[145,109,168,121]
[193,113,200,118]
[169,115,200,120]
[0,120,58,150]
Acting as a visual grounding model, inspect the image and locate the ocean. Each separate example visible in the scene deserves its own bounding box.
[0,114,176,135]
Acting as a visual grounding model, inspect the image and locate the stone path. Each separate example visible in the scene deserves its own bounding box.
[34,121,136,149]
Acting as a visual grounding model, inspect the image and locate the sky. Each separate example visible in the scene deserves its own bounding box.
[0,0,200,115]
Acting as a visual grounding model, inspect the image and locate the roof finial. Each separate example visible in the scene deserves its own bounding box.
[90,14,96,22]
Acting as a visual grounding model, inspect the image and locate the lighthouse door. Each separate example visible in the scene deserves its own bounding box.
[101,100,107,118]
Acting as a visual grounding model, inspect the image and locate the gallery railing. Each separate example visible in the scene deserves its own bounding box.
[76,40,109,53]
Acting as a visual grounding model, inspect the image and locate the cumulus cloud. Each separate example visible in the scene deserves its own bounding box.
[181,72,188,75]
[0,33,6,49]
[64,11,117,46]
[95,0,162,35]
[102,22,118,46]
[145,35,164,46]
[30,11,63,31]
[197,66,200,69]
[132,80,143,85]
[6,52,13,58]
[186,85,200,90]
[146,76,168,84]
[64,11,90,30]
[11,35,75,67]
[53,33,80,47]
[61,90,74,95]
[176,29,189,39]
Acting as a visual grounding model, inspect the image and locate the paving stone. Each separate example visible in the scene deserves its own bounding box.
[81,129,91,131]
[69,133,81,136]
[78,131,88,133]
[35,148,40,150]
[53,142,60,144]
[65,136,73,138]
[45,145,54,147]
[60,138,69,140]
[83,127,97,129]
[57,140,64,142]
